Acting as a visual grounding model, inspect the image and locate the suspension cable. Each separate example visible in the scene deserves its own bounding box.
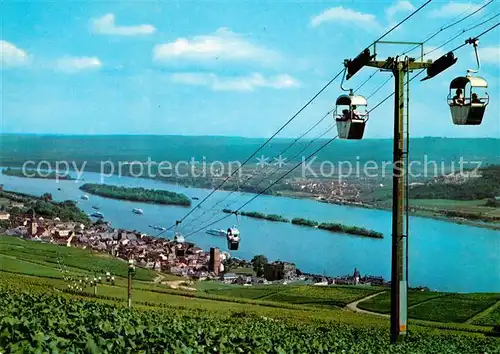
[180,108,335,231]
[424,13,500,56]
[185,135,340,238]
[449,21,500,52]
[369,0,434,48]
[182,17,500,239]
[401,0,495,56]
[157,68,345,235]
[184,121,337,233]
[158,0,441,237]
[367,75,394,99]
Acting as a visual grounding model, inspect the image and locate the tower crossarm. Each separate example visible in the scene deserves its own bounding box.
[366,60,432,70]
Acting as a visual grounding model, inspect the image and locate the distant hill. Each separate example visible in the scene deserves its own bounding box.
[409,165,500,200]
[1,135,499,167]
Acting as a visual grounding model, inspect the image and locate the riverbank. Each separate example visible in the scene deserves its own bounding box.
[278,190,500,231]
[2,167,74,180]
[79,183,191,207]
[3,165,499,230]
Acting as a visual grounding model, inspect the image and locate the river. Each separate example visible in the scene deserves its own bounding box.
[1,171,498,293]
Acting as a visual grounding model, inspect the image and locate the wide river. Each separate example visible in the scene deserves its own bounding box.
[1,171,498,293]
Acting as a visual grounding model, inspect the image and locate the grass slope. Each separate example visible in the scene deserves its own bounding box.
[0,236,157,281]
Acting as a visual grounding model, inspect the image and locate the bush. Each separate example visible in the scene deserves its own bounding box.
[291,218,318,227]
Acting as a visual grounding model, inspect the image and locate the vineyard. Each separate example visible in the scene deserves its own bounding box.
[357,290,500,323]
[1,287,499,353]
[0,236,157,281]
[1,235,499,352]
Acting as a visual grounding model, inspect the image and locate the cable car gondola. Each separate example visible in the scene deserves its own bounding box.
[335,94,368,139]
[448,76,488,125]
[448,38,489,125]
[226,226,240,251]
[173,232,185,243]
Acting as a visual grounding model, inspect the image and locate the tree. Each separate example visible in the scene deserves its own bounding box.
[42,193,53,202]
[251,255,268,277]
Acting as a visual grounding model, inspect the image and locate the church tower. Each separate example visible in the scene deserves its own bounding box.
[28,211,38,237]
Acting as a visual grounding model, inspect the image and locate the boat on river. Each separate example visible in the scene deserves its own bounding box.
[132,208,144,215]
[91,211,104,218]
[92,206,100,210]
[81,195,89,200]
[206,228,227,237]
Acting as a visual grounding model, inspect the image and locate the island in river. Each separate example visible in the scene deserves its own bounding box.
[221,209,383,239]
[79,183,191,207]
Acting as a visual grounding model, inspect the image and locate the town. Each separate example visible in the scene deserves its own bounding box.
[0,189,387,288]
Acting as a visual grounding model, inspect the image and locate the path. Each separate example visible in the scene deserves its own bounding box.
[346,291,389,318]
[153,274,164,283]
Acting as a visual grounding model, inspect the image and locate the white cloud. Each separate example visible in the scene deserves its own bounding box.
[1,40,29,67]
[386,1,415,19]
[90,13,156,36]
[429,2,481,18]
[170,72,299,91]
[311,6,381,30]
[55,56,102,73]
[478,46,499,64]
[153,27,281,65]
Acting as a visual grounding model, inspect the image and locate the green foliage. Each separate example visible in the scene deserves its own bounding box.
[0,189,90,225]
[204,286,287,300]
[357,291,446,314]
[471,304,500,327]
[265,286,379,308]
[3,289,497,353]
[0,236,156,281]
[41,192,53,201]
[291,217,319,227]
[223,213,382,238]
[318,223,383,238]
[79,183,191,206]
[485,198,500,207]
[410,165,500,200]
[2,167,74,180]
[30,199,91,225]
[251,254,268,277]
[265,214,290,222]
[408,293,500,323]
[222,209,289,222]
[241,210,266,219]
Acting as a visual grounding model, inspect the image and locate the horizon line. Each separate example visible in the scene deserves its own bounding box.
[1,133,499,140]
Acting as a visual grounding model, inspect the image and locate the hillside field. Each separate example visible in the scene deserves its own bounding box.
[0,235,499,353]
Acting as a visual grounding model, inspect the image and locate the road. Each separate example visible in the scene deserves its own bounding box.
[346,291,389,318]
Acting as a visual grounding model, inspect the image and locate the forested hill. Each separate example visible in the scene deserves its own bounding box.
[409,165,500,200]
[0,135,499,166]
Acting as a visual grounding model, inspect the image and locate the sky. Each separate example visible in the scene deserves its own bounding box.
[1,0,499,138]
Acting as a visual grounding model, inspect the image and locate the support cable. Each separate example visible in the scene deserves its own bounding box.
[402,0,495,55]
[420,13,500,59]
[158,0,440,237]
[185,135,340,238]
[185,121,337,233]
[156,69,345,237]
[181,108,335,231]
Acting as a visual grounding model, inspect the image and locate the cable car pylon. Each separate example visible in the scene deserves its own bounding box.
[344,41,434,343]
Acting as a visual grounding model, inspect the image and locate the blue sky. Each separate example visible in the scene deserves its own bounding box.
[1,0,499,138]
